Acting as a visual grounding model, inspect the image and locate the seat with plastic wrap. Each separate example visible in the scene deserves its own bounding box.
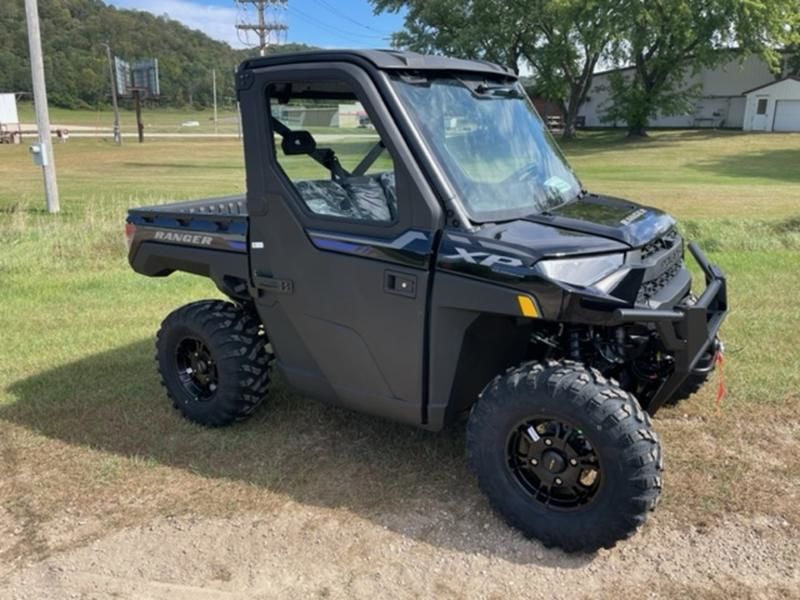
[275,123,397,223]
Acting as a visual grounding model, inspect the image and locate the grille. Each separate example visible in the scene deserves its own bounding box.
[637,261,682,303]
[636,228,683,304]
[640,227,679,260]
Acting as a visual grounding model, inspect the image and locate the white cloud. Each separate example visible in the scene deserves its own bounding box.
[109,0,246,48]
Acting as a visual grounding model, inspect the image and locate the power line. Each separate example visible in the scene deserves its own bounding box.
[286,5,390,44]
[235,0,288,57]
[310,0,393,35]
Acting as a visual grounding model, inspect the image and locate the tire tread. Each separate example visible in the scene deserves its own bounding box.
[156,300,273,427]
[466,360,663,553]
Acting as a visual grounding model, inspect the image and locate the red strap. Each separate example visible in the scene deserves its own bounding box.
[715,352,726,416]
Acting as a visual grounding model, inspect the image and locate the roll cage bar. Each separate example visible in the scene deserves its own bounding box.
[270,116,386,182]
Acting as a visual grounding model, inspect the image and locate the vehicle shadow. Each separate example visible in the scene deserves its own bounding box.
[688,147,800,184]
[561,128,747,157]
[3,339,595,568]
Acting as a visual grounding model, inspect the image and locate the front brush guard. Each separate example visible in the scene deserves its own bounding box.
[612,242,728,414]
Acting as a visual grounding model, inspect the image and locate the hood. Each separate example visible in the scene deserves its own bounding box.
[476,194,675,260]
[522,194,676,249]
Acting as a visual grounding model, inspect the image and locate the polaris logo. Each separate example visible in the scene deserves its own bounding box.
[154,231,213,246]
[444,247,524,267]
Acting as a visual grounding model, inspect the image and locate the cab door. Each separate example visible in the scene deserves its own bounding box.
[239,62,443,425]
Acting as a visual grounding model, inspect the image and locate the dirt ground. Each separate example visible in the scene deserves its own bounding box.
[0,501,797,599]
[3,130,799,599]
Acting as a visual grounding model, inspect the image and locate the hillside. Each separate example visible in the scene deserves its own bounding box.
[0,0,313,109]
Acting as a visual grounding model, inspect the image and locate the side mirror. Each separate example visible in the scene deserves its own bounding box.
[281,130,316,156]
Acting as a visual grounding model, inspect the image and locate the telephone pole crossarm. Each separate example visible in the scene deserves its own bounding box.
[235,0,288,57]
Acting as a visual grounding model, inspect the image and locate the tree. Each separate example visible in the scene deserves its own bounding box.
[1,0,316,110]
[371,0,620,138]
[786,44,800,76]
[372,0,530,74]
[604,0,800,137]
[520,1,619,138]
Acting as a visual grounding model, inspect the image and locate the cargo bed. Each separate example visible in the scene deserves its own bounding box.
[129,194,248,218]
[126,195,250,298]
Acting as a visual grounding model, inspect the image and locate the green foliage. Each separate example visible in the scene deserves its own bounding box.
[372,0,529,72]
[372,0,619,138]
[604,0,800,136]
[521,1,619,138]
[0,0,315,109]
[787,44,800,76]
[601,69,701,133]
[374,0,800,137]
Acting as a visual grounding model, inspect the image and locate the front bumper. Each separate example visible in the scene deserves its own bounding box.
[612,242,728,413]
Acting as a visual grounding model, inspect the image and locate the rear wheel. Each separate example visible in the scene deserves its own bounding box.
[156,300,272,427]
[467,360,662,553]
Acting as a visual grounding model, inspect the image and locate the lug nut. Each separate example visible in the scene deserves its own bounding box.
[554,477,563,485]
[544,439,552,446]
[530,458,538,465]
[569,458,578,466]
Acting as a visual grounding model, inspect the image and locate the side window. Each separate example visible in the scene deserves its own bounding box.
[267,80,397,223]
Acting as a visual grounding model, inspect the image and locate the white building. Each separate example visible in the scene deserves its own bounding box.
[742,77,800,132]
[0,93,20,143]
[579,55,800,131]
[0,93,19,127]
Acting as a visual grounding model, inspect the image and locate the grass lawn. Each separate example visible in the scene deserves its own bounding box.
[1,129,799,572]
[15,102,368,136]
[16,101,243,134]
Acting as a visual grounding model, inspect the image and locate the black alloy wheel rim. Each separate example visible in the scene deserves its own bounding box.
[175,336,218,401]
[507,417,602,510]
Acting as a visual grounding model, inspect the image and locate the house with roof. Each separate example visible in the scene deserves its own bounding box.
[578,54,800,132]
[742,76,800,132]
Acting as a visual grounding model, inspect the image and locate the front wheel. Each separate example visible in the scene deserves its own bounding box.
[467,361,662,553]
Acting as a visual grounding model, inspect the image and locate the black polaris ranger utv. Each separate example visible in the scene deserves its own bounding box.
[125,50,727,552]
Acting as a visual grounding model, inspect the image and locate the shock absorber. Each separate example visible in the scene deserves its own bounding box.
[568,329,581,361]
[615,327,626,359]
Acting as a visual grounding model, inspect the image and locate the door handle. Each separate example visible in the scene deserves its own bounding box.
[254,272,293,294]
[384,270,416,298]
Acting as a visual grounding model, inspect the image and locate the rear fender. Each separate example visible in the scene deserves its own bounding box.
[130,242,251,301]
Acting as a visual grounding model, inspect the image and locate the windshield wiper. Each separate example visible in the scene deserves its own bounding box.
[474,83,522,98]
[472,83,522,98]
[454,77,522,98]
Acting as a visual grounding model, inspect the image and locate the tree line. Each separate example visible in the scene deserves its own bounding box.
[1,0,312,110]
[372,0,800,137]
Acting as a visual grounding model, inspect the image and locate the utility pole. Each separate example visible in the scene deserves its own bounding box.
[100,42,122,145]
[212,68,218,134]
[24,0,59,213]
[133,89,144,143]
[235,1,288,57]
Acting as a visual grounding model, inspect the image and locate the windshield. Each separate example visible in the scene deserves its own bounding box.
[391,75,582,222]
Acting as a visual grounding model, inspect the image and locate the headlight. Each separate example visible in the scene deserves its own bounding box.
[535,253,624,287]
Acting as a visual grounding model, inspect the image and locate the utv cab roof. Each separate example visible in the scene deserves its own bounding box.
[239,49,515,79]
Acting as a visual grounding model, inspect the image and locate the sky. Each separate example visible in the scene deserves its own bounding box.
[107,0,407,50]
